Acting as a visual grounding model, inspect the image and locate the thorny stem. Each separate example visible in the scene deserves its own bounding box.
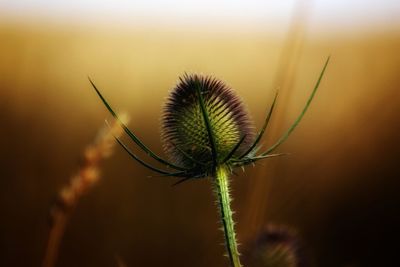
[213,165,242,267]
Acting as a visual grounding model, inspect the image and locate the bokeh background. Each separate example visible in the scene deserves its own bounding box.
[0,1,399,266]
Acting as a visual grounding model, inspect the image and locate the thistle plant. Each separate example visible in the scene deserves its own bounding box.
[90,57,329,267]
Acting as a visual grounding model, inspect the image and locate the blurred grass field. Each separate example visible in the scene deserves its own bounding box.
[0,20,399,267]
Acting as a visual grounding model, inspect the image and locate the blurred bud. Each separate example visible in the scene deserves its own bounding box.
[244,224,309,267]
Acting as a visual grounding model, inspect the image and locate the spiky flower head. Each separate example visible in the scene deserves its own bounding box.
[162,74,254,174]
[90,57,329,180]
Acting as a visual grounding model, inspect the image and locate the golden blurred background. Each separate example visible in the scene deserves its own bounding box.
[0,1,400,266]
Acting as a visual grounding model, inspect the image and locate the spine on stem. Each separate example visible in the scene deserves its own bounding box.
[213,165,242,267]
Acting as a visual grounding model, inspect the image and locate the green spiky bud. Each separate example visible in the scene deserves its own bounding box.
[161,74,254,173]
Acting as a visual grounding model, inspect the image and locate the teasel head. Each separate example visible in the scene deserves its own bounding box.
[161,74,255,177]
[89,56,329,183]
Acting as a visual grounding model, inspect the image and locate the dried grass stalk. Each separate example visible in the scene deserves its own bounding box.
[42,115,128,267]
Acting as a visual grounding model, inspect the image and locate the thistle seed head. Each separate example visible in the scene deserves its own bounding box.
[161,74,254,172]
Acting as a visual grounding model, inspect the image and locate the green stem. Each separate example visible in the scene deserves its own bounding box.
[213,165,242,267]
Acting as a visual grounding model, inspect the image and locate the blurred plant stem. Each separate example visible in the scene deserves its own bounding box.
[242,0,314,240]
[42,115,128,267]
